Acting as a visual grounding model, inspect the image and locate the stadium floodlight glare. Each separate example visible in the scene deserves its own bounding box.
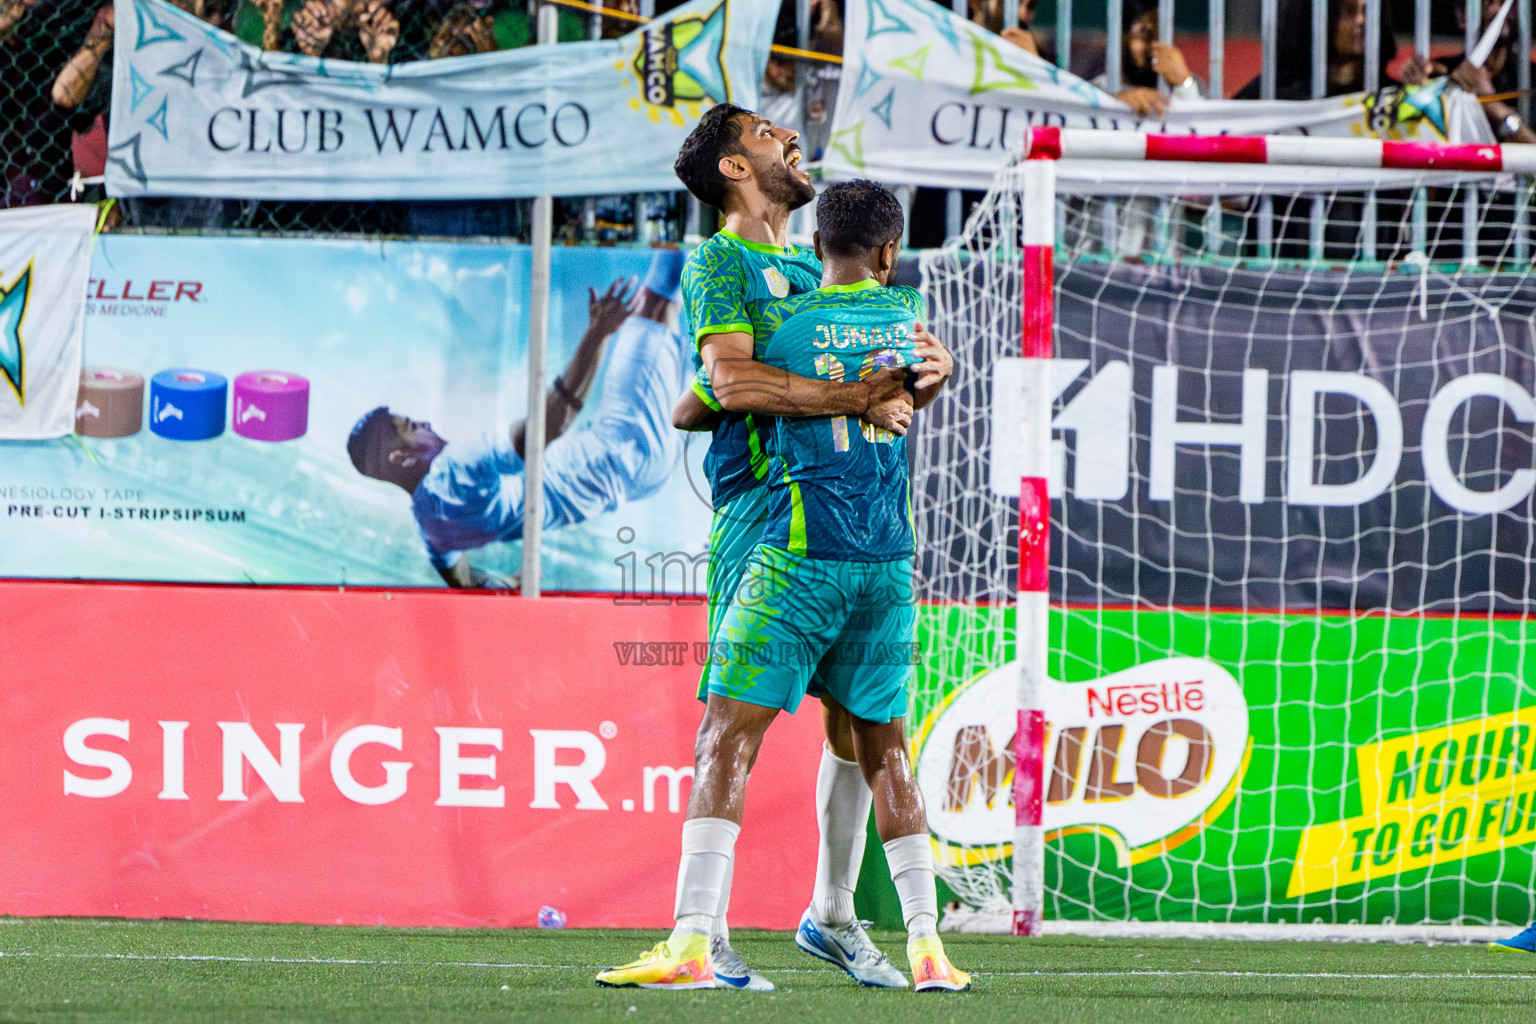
[916,127,1536,940]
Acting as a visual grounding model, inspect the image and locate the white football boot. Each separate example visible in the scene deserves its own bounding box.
[794,909,909,988]
[711,935,776,991]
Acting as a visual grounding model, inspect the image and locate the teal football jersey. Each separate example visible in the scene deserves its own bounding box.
[756,280,925,562]
[680,229,821,506]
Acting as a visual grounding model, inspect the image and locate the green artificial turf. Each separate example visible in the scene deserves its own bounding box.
[1,919,1535,1023]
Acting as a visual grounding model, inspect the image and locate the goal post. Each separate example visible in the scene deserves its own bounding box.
[918,125,1536,939]
[1012,143,1055,939]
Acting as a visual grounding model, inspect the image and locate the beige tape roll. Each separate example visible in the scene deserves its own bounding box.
[77,368,145,438]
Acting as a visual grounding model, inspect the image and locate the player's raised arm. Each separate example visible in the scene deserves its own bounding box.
[510,275,636,457]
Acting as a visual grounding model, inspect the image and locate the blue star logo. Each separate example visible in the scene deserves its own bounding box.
[871,88,895,129]
[238,51,314,97]
[146,97,170,140]
[129,64,156,112]
[850,57,884,104]
[1396,80,1450,138]
[911,0,962,52]
[0,263,31,406]
[674,1,730,103]
[235,49,382,98]
[159,49,203,87]
[865,0,913,38]
[1069,75,1105,107]
[134,0,186,50]
[107,134,148,186]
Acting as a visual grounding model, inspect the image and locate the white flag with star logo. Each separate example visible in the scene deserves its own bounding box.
[826,0,1495,192]
[0,205,96,440]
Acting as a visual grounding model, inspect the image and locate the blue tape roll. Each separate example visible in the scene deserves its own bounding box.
[149,369,227,441]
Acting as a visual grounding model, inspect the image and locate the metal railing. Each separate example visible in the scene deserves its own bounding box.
[2,0,1533,251]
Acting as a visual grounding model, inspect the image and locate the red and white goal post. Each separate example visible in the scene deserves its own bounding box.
[916,126,1536,941]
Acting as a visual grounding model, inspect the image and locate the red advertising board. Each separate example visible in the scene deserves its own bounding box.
[0,582,822,928]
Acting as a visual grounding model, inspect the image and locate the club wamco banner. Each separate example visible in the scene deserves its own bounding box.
[824,0,1495,192]
[106,0,775,199]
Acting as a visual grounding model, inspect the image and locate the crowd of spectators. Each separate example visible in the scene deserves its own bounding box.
[0,0,1531,246]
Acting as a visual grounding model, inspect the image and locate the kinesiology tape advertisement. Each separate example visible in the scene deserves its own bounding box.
[0,235,712,591]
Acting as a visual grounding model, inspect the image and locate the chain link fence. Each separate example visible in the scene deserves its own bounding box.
[0,0,742,239]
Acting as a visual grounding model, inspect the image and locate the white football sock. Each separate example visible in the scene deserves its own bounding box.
[670,817,740,944]
[812,746,872,927]
[712,847,734,948]
[883,833,939,940]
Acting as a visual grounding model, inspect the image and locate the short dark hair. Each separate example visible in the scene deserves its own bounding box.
[347,406,395,476]
[673,103,753,210]
[816,179,905,259]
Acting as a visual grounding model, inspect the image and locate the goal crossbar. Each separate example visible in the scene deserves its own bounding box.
[1027,125,1536,173]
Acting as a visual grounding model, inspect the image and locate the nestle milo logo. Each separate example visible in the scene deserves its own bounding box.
[630,1,731,110]
[914,657,1252,868]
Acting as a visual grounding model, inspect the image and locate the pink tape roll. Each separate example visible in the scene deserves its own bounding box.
[232,370,309,442]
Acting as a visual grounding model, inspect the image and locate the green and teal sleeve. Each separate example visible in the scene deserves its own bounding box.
[681,245,754,345]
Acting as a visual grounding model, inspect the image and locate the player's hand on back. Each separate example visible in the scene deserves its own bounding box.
[860,368,913,436]
[909,324,953,391]
[588,276,638,338]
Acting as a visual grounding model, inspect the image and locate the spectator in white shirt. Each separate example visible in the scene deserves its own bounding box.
[1091,0,1202,119]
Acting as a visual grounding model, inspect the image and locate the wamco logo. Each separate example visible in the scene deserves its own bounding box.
[992,359,1536,515]
[913,657,1251,868]
[630,1,731,116]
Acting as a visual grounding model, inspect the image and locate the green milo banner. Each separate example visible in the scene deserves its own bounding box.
[910,606,1536,924]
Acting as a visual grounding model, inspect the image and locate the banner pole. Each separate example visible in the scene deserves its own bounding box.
[523,1,560,600]
[1361,0,1381,261]
[1463,0,1482,267]
[947,0,965,239]
[1207,0,1222,97]
[1105,0,1122,93]
[1012,126,1059,938]
[1057,0,1071,72]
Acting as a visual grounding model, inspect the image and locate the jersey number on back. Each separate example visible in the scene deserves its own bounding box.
[814,348,909,451]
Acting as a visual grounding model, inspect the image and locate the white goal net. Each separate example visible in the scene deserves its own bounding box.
[915,134,1536,937]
